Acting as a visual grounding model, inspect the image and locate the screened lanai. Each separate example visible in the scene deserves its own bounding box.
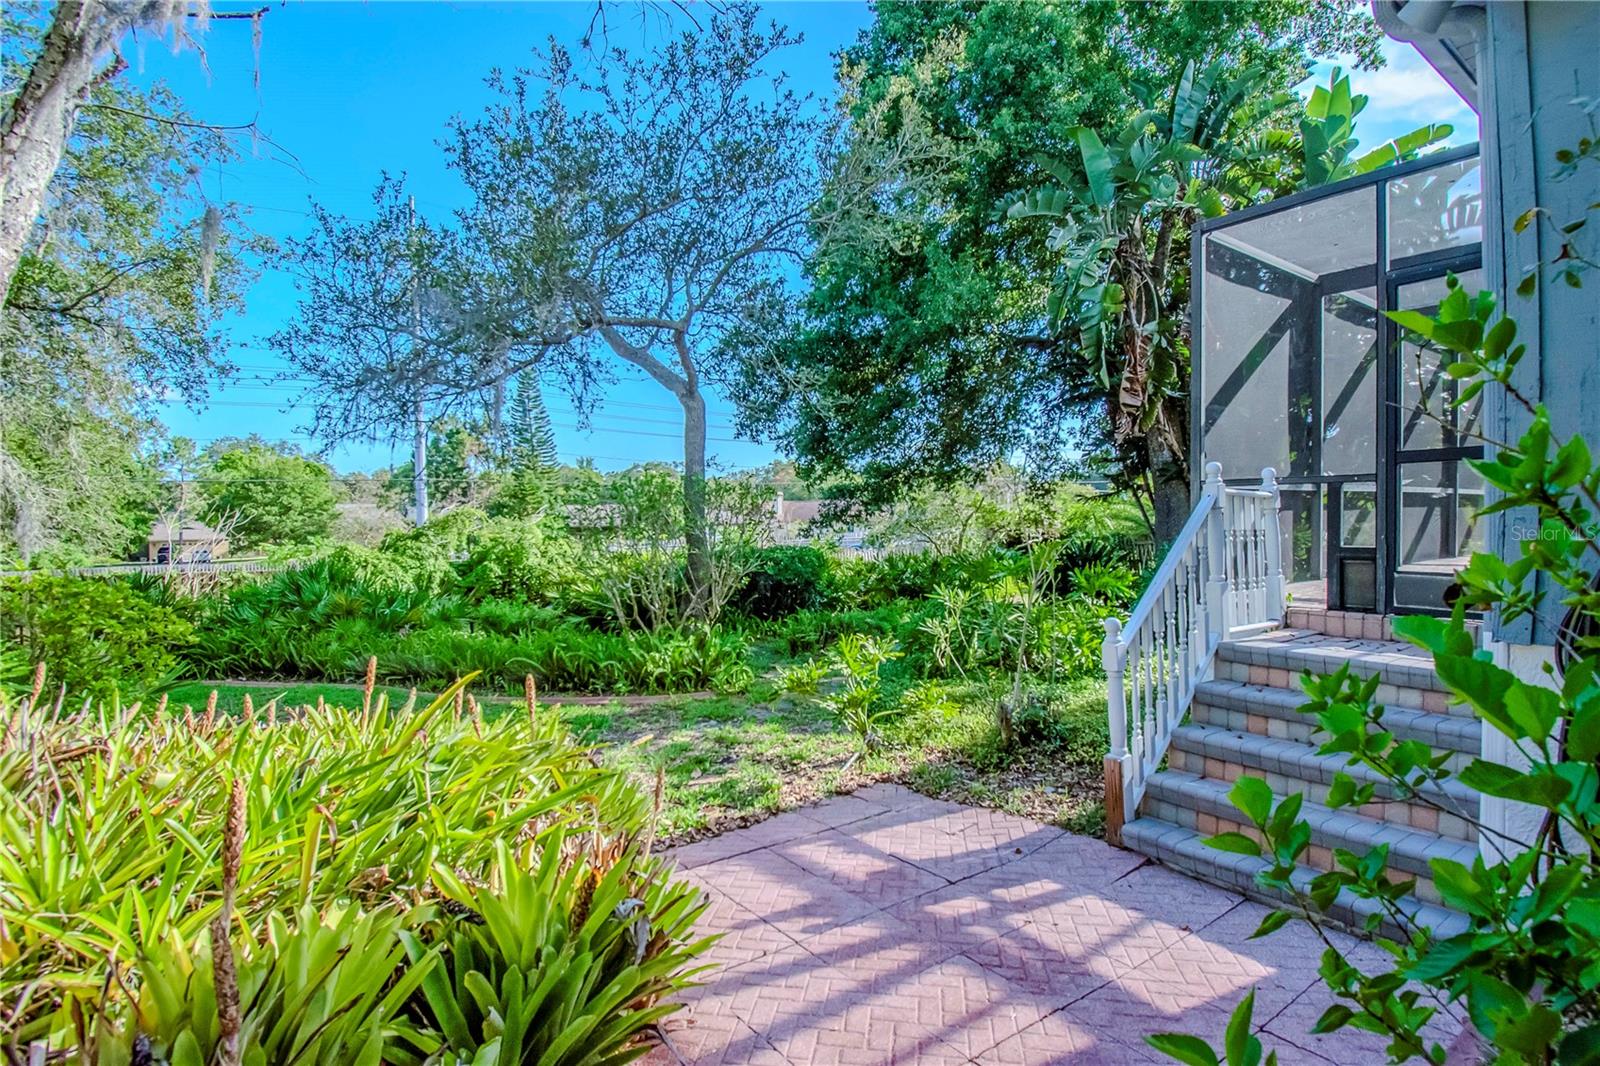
[1193,145,1484,614]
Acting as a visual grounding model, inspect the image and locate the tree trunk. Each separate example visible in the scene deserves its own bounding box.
[679,387,711,620]
[0,2,172,304]
[1148,434,1191,544]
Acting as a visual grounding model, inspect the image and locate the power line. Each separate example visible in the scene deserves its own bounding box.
[203,388,743,431]
[184,398,751,441]
[218,369,744,415]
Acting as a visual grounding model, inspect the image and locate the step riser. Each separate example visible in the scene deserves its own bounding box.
[1285,607,1398,641]
[1212,656,1463,717]
[1188,702,1475,772]
[1192,680,1481,753]
[1167,744,1479,843]
[1282,607,1482,643]
[1123,818,1472,940]
[1139,796,1449,906]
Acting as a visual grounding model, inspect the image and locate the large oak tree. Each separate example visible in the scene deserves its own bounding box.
[735,0,1383,540]
[457,5,818,615]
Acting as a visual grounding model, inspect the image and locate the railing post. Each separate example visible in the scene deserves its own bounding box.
[1102,617,1130,846]
[1260,467,1285,623]
[1202,462,1230,643]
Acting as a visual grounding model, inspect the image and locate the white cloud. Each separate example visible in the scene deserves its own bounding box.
[1301,40,1479,149]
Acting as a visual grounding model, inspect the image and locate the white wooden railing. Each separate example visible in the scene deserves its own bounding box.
[1101,463,1285,843]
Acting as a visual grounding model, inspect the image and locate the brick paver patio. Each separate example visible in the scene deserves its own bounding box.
[646,783,1465,1065]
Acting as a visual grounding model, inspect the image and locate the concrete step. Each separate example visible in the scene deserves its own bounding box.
[1191,678,1481,755]
[1167,723,1479,842]
[1141,771,1479,907]
[1282,606,1481,643]
[1216,628,1459,712]
[1285,606,1399,641]
[1122,815,1471,940]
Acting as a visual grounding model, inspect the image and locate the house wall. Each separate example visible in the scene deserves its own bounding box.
[1480,638,1555,859]
[1479,0,1600,646]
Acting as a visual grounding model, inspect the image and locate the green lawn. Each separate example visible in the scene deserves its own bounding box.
[166,675,1111,843]
[164,680,424,714]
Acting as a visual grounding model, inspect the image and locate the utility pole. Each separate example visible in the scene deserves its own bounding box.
[409,195,429,526]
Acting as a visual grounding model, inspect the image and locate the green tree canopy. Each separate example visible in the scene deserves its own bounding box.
[2,12,265,563]
[385,418,495,513]
[492,374,561,518]
[735,0,1382,531]
[201,443,339,550]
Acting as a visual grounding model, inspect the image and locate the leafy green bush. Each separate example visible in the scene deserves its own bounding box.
[766,604,912,657]
[457,517,582,604]
[732,545,833,618]
[379,623,753,695]
[825,633,904,753]
[320,541,455,598]
[0,683,709,1060]
[0,576,194,700]
[777,656,829,695]
[832,551,954,606]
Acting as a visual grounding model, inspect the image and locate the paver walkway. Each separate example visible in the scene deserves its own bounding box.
[645,783,1465,1065]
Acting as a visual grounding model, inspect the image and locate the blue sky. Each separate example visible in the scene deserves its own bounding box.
[132,2,1476,475]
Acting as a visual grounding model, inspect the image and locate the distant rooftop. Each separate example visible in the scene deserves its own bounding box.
[148,519,223,543]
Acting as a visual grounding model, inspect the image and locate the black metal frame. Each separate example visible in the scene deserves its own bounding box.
[1385,251,1486,613]
[1190,143,1482,615]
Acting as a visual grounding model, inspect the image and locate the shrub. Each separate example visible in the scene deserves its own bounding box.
[825,633,903,754]
[732,545,833,619]
[377,623,754,695]
[0,576,194,700]
[320,541,454,597]
[777,656,828,695]
[767,604,910,658]
[410,839,704,1064]
[457,517,582,604]
[0,683,709,1060]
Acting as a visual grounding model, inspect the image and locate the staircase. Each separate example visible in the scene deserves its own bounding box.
[1120,606,1477,938]
[1100,464,1479,939]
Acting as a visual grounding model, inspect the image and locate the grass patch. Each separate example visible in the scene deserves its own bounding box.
[164,680,418,714]
[170,673,1111,843]
[571,675,1110,842]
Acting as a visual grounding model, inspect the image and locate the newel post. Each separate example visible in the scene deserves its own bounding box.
[1260,467,1286,623]
[1201,462,1229,643]
[1102,616,1130,846]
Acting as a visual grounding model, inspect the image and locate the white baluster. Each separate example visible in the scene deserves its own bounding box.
[1102,617,1131,844]
[1163,579,1178,741]
[1260,467,1285,624]
[1203,462,1228,644]
[1103,617,1126,759]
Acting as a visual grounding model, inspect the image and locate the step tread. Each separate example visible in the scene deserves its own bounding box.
[1122,816,1471,940]
[1192,678,1480,748]
[1218,628,1444,692]
[1170,722,1479,807]
[1144,770,1479,877]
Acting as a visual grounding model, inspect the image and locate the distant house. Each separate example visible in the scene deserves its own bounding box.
[146,520,228,564]
[771,492,822,535]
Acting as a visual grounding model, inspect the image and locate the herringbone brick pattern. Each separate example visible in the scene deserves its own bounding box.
[642,785,1466,1065]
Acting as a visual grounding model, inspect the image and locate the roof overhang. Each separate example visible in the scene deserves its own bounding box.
[1370,0,1484,113]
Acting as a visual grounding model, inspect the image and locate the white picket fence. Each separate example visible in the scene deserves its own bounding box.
[0,559,301,580]
[1100,463,1285,842]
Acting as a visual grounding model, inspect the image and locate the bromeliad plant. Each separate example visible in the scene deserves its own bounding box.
[0,673,711,1063]
[1153,279,1600,1064]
